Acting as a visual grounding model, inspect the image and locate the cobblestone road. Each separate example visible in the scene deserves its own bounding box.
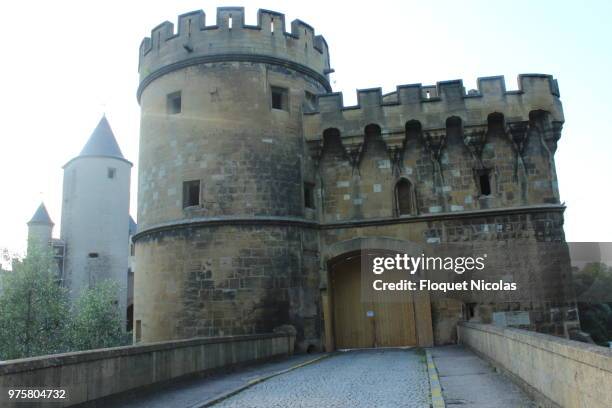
[214,348,429,408]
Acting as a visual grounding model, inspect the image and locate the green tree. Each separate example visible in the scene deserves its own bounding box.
[0,243,69,360]
[67,280,130,351]
[574,262,612,302]
[573,262,612,345]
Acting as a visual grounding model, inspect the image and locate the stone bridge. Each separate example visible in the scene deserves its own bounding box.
[1,323,610,408]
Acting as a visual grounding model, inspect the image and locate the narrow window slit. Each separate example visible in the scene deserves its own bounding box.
[304,183,315,209]
[477,169,492,196]
[480,174,491,196]
[396,179,414,216]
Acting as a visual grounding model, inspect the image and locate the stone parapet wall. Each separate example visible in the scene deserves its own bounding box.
[458,322,612,408]
[138,7,331,100]
[0,333,293,408]
[303,74,563,137]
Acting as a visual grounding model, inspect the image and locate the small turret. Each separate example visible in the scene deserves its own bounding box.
[27,202,54,253]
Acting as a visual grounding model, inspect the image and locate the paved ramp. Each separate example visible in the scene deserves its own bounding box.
[109,348,428,408]
[431,345,535,407]
[214,348,429,408]
[109,346,535,407]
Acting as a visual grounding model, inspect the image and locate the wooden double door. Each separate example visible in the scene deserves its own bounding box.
[331,255,418,349]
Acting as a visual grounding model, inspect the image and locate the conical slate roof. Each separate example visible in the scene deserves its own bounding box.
[28,203,54,226]
[78,116,125,159]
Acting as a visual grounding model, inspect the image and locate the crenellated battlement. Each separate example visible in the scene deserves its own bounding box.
[304,74,564,142]
[138,7,331,101]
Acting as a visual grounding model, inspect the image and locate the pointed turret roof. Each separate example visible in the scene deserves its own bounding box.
[78,116,125,159]
[28,203,54,226]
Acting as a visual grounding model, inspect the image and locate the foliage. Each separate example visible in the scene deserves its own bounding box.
[0,243,69,360]
[573,262,612,346]
[66,280,130,351]
[0,244,130,361]
[573,262,612,302]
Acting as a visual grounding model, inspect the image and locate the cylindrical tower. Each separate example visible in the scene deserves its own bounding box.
[61,117,132,317]
[134,8,331,347]
[27,202,54,253]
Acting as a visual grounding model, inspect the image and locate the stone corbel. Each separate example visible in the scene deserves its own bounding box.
[342,136,364,172]
[422,128,447,209]
[506,121,529,155]
[506,120,530,204]
[347,145,363,172]
[183,40,194,53]
[544,121,563,154]
[422,129,446,162]
[384,134,405,174]
[463,125,487,166]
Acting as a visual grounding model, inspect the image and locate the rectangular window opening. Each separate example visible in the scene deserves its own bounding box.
[167,91,182,114]
[183,180,200,208]
[478,170,492,196]
[271,86,289,111]
[88,252,99,258]
[304,183,315,209]
[107,167,116,179]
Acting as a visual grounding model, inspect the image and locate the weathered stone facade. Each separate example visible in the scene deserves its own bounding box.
[134,7,574,350]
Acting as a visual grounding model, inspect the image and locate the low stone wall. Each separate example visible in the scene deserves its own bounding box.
[0,333,294,407]
[458,322,612,408]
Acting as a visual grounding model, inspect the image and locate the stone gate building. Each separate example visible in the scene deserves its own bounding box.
[133,7,575,351]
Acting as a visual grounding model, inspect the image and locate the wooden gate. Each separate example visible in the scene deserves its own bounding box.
[331,255,417,349]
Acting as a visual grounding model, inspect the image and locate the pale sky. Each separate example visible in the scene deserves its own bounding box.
[1,0,611,258]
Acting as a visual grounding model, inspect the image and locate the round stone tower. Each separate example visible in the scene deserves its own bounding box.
[61,117,132,316]
[134,8,331,347]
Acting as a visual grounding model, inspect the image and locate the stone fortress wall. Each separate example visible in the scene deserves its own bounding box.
[303,75,572,344]
[134,7,574,350]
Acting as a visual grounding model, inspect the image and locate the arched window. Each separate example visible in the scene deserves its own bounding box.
[487,112,504,136]
[395,178,414,216]
[446,116,462,139]
[405,120,422,140]
[363,124,383,155]
[529,109,549,126]
[364,124,382,141]
[322,128,343,157]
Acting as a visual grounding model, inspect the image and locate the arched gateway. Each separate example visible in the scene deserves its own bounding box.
[322,238,434,350]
